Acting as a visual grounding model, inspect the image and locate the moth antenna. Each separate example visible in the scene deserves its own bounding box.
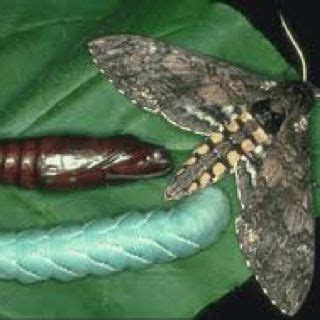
[279,11,308,82]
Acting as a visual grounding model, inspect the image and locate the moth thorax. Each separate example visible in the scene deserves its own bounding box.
[271,82,314,114]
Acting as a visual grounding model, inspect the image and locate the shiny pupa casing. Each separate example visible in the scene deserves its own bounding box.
[0,135,171,189]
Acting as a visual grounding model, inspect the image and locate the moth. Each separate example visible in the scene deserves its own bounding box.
[88,20,318,315]
[0,135,171,189]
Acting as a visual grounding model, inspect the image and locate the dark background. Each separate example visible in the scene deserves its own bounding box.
[197,1,320,319]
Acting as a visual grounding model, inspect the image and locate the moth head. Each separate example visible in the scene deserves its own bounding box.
[272,82,314,110]
[253,82,314,135]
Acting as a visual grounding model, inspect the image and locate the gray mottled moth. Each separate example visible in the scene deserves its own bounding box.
[88,14,318,316]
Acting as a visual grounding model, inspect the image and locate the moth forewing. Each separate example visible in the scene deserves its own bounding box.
[88,34,274,137]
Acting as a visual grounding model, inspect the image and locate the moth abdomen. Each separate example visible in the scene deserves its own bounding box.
[165,111,271,200]
[0,136,171,189]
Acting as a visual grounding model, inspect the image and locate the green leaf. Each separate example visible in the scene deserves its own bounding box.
[0,0,317,318]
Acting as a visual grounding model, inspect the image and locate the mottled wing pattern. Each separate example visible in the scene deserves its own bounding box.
[235,110,314,316]
[88,35,273,136]
[165,108,271,200]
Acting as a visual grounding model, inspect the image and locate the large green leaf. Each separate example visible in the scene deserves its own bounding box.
[0,0,318,318]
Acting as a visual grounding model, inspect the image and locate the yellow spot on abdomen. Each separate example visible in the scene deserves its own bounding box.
[212,162,226,181]
[227,150,241,167]
[199,172,212,187]
[184,156,197,166]
[226,119,239,133]
[252,127,269,144]
[209,133,223,144]
[241,139,255,153]
[194,144,210,155]
[188,182,198,193]
[239,111,253,122]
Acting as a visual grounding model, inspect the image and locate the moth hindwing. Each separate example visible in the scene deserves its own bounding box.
[235,98,314,316]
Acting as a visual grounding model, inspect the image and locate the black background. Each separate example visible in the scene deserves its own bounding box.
[197,1,320,319]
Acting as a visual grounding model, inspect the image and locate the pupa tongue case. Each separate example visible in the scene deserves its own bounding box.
[1,187,230,284]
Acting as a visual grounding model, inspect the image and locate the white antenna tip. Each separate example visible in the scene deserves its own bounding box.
[279,11,308,82]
